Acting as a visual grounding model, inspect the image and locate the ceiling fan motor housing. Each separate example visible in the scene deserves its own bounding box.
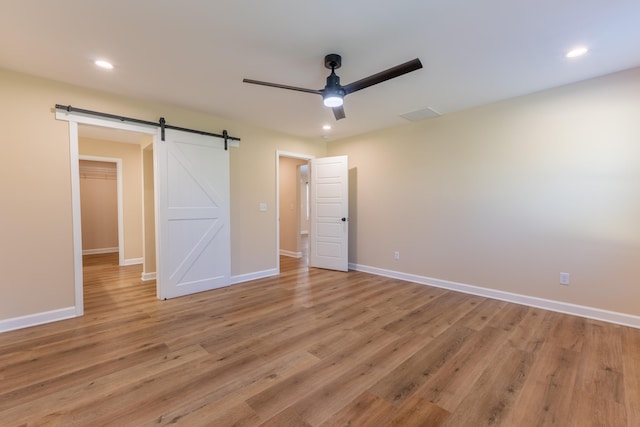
[324,54,345,98]
[325,71,344,93]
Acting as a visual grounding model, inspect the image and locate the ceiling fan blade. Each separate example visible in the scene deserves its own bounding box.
[332,105,346,120]
[342,58,423,95]
[242,78,321,95]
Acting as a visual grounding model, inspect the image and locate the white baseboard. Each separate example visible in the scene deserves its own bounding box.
[280,250,302,258]
[123,258,143,266]
[82,247,118,255]
[0,307,78,333]
[349,263,640,329]
[141,272,156,281]
[231,268,278,285]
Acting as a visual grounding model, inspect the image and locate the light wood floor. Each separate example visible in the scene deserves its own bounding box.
[1,253,639,426]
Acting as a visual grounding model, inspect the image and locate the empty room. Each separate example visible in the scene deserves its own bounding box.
[1,1,640,426]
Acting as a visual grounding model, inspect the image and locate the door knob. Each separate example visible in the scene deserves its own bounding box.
[341,217,347,222]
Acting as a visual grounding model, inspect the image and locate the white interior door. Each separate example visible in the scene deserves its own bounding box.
[309,155,349,271]
[155,129,230,299]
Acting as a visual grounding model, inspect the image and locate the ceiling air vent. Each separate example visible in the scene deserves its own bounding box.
[400,106,441,122]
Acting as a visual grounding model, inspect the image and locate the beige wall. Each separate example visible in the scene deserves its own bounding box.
[1,70,75,319]
[229,134,325,276]
[6,61,638,325]
[279,157,308,254]
[142,144,156,276]
[0,67,325,322]
[79,137,143,261]
[300,165,309,233]
[79,160,118,251]
[328,67,640,317]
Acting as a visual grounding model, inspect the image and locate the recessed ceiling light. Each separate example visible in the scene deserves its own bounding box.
[322,124,332,131]
[565,47,588,58]
[94,59,114,69]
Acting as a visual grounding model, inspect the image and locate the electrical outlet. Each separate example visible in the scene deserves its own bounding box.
[394,251,400,260]
[560,272,570,285]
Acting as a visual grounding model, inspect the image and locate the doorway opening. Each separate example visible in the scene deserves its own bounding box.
[276,151,314,274]
[79,124,156,312]
[62,115,158,316]
[79,157,123,264]
[77,124,157,312]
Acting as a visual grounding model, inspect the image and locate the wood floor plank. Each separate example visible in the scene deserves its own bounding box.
[257,408,312,427]
[440,341,533,427]
[573,321,625,404]
[222,306,381,365]
[485,302,530,333]
[1,325,165,394]
[622,327,640,426]
[0,343,169,412]
[0,311,152,359]
[414,326,509,411]
[409,292,484,337]
[369,281,445,313]
[284,332,432,425]
[507,307,555,353]
[55,349,280,426]
[567,320,627,426]
[568,393,627,427]
[245,329,399,422]
[384,396,450,427]
[147,402,261,427]
[546,312,587,352]
[500,342,579,426]
[318,392,395,427]
[368,326,474,406]
[384,291,482,338]
[454,297,508,331]
[1,252,639,426]
[0,344,209,426]
[129,352,318,425]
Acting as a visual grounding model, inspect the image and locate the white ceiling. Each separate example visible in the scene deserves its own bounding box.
[2,1,639,141]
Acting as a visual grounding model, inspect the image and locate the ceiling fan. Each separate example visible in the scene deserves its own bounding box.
[243,54,423,120]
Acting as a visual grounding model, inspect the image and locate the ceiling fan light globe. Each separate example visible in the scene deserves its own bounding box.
[323,95,343,107]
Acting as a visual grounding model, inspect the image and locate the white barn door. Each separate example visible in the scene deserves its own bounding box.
[309,155,349,271]
[155,129,230,299]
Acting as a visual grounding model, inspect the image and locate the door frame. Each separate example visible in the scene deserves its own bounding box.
[56,109,158,316]
[275,150,314,274]
[78,155,124,266]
